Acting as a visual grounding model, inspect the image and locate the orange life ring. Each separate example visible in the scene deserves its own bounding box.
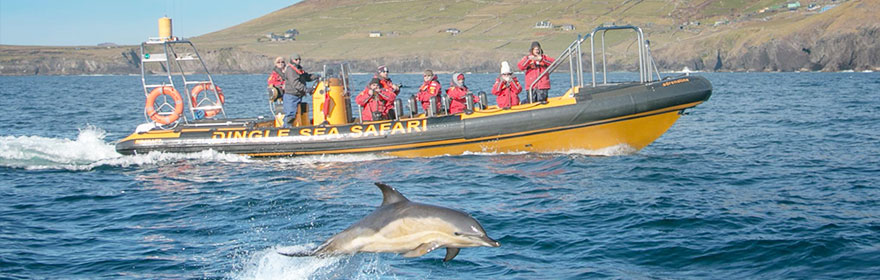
[145,86,184,125]
[191,83,225,117]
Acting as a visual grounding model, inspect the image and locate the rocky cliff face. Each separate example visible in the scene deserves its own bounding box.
[654,27,880,72]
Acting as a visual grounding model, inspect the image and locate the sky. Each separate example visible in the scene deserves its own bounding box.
[0,0,299,46]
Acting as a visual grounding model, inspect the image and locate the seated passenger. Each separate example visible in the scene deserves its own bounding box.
[375,66,400,117]
[356,78,396,121]
[492,61,522,109]
[417,69,442,113]
[266,56,285,102]
[446,73,479,114]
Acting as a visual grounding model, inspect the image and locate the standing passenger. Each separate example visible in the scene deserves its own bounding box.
[356,78,396,122]
[446,73,479,114]
[282,53,320,127]
[492,61,522,109]
[517,41,554,103]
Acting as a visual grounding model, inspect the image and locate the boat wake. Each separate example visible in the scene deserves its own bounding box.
[0,126,398,171]
[0,126,122,170]
[232,245,387,280]
[1,125,635,171]
[0,126,250,171]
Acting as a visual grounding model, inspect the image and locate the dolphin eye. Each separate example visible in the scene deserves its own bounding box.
[454,232,462,236]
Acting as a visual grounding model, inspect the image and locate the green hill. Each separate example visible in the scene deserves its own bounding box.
[2,0,878,75]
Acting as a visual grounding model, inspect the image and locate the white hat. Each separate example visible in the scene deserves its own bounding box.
[500,61,512,74]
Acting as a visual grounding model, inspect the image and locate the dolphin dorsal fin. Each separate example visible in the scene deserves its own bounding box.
[375,183,409,206]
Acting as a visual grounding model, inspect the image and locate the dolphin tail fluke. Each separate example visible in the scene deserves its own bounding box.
[444,247,460,262]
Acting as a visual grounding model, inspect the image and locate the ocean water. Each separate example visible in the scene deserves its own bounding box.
[1,72,878,279]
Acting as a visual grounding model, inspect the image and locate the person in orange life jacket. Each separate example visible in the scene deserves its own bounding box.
[492,61,522,109]
[416,69,442,113]
[517,41,554,104]
[281,53,320,127]
[374,65,400,117]
[356,78,397,121]
[446,73,480,114]
[266,56,285,102]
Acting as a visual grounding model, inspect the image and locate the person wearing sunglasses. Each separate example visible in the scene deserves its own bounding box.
[373,65,400,118]
[266,56,286,103]
[416,69,442,113]
[281,53,320,127]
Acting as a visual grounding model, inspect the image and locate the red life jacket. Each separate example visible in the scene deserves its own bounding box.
[417,76,441,112]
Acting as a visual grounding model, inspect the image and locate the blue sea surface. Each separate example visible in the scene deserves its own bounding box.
[1,72,878,279]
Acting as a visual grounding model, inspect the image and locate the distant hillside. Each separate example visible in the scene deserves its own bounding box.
[1,0,878,75]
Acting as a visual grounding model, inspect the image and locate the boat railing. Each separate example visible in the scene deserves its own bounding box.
[589,25,662,86]
[526,25,663,98]
[140,39,227,126]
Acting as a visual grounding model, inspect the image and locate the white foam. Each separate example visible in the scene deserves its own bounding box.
[0,126,253,171]
[562,144,638,156]
[266,153,394,165]
[232,245,387,280]
[457,144,637,157]
[0,125,121,170]
[459,150,530,156]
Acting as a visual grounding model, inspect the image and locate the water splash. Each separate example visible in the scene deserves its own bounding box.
[563,144,638,156]
[267,153,394,165]
[232,245,387,280]
[0,125,120,170]
[0,126,252,171]
[459,144,637,157]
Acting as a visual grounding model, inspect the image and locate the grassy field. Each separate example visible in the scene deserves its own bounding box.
[2,0,876,73]
[191,0,872,66]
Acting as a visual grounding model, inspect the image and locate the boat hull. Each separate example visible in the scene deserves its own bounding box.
[116,76,712,157]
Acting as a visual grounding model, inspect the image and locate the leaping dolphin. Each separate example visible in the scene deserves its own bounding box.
[279,183,500,261]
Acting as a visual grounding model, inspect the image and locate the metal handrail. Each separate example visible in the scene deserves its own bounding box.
[590,25,655,86]
[525,24,660,102]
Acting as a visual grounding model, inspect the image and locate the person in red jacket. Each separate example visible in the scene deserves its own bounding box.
[266,56,285,102]
[517,41,554,103]
[374,65,400,117]
[446,73,480,114]
[416,69,442,114]
[492,61,522,109]
[356,78,396,122]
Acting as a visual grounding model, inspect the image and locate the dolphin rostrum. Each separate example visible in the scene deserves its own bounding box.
[279,183,500,261]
